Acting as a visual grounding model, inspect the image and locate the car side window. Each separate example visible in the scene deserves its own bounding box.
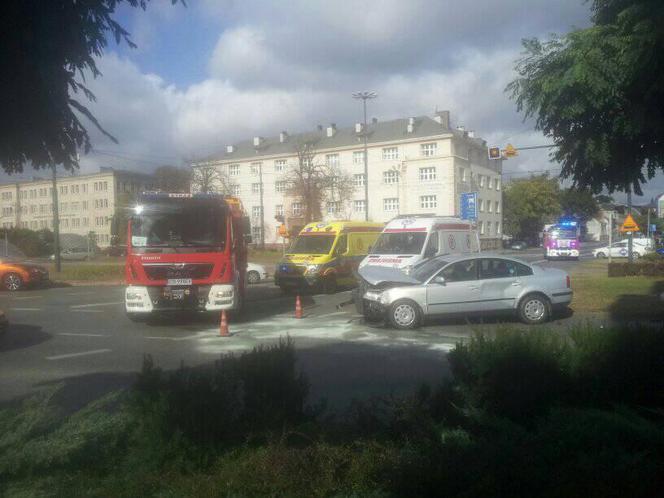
[439,260,478,282]
[424,232,439,257]
[515,262,533,277]
[334,235,347,256]
[479,258,517,279]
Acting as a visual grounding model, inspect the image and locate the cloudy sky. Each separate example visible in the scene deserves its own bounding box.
[15,0,664,202]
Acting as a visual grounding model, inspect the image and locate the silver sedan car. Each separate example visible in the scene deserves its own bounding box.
[359,254,572,329]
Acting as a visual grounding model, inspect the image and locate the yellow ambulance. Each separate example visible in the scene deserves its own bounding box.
[274,221,384,293]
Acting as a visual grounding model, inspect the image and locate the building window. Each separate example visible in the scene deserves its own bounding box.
[419,167,436,181]
[231,184,241,196]
[275,181,287,193]
[479,221,485,235]
[250,162,261,175]
[251,183,261,194]
[326,201,339,215]
[229,164,240,176]
[495,178,501,191]
[274,160,286,172]
[495,221,500,234]
[488,177,493,189]
[83,218,89,227]
[292,202,303,216]
[353,174,365,187]
[251,206,262,218]
[383,198,399,212]
[353,200,366,212]
[82,201,88,210]
[420,142,437,157]
[480,175,485,188]
[325,154,339,167]
[479,199,484,212]
[353,151,365,165]
[383,170,399,184]
[382,147,399,160]
[487,201,493,213]
[82,184,87,193]
[495,201,500,214]
[275,205,284,217]
[486,221,492,236]
[251,225,263,241]
[420,195,437,209]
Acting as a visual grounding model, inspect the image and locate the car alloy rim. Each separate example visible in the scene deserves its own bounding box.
[524,299,545,321]
[248,271,259,283]
[394,304,415,326]
[6,275,20,290]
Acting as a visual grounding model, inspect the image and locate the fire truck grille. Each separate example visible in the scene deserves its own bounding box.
[143,263,214,281]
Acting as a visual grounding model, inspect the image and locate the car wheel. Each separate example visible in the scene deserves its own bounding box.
[3,273,23,292]
[388,299,422,330]
[518,293,550,325]
[321,275,337,294]
[247,270,261,284]
[595,252,606,259]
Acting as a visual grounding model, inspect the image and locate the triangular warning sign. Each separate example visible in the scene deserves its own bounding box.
[620,214,640,232]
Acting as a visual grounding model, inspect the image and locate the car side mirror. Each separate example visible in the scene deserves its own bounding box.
[433,276,446,285]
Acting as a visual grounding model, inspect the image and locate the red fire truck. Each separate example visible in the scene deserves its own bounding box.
[124,192,251,320]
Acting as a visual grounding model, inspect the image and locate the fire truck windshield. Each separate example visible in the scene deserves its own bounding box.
[551,228,577,239]
[130,199,226,250]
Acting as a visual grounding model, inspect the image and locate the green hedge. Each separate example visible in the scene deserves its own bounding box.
[608,261,664,277]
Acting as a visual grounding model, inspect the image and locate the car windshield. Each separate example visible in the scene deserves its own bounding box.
[288,234,336,254]
[371,232,427,255]
[130,199,226,249]
[411,257,450,282]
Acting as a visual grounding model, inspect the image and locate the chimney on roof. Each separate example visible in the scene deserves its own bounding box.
[456,125,465,132]
[355,122,363,133]
[226,145,234,154]
[468,130,475,138]
[253,136,264,147]
[279,131,288,143]
[407,117,415,134]
[434,110,450,129]
[326,123,337,138]
[372,117,378,124]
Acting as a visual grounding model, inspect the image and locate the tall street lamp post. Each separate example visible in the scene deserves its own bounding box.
[352,91,377,221]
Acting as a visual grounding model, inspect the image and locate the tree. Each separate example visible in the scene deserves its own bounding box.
[503,175,561,240]
[191,164,236,195]
[0,0,181,175]
[154,165,191,193]
[559,188,600,222]
[284,139,355,224]
[507,0,664,196]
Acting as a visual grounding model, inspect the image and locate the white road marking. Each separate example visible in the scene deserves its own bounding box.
[144,334,205,341]
[13,296,42,300]
[46,349,111,361]
[71,310,104,313]
[58,332,109,337]
[10,307,41,311]
[70,301,123,309]
[315,311,349,318]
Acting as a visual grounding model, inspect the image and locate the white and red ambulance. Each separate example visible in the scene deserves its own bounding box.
[358,215,480,271]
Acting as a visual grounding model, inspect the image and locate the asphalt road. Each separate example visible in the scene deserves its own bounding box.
[0,245,605,411]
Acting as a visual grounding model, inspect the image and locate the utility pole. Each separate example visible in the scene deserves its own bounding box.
[627,188,634,263]
[259,162,265,249]
[352,91,377,221]
[608,210,613,263]
[52,164,61,272]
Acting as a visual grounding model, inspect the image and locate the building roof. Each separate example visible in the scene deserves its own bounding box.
[0,167,153,188]
[199,115,488,163]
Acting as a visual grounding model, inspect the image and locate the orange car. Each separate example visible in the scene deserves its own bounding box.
[0,258,49,291]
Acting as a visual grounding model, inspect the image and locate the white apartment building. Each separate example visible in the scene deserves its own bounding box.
[193,112,503,248]
[0,167,154,247]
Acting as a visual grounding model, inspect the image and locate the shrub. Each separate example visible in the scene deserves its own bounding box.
[131,338,310,448]
[608,260,664,277]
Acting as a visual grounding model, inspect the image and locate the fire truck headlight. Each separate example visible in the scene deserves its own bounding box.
[216,290,233,298]
[305,264,320,274]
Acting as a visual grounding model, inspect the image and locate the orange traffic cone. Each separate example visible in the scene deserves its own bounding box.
[295,295,303,319]
[219,310,230,337]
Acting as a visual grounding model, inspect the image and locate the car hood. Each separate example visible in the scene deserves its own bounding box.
[357,265,421,287]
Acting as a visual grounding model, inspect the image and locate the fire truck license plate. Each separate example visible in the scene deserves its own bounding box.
[167,278,192,286]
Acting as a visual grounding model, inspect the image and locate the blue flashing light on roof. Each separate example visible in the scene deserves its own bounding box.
[559,220,578,227]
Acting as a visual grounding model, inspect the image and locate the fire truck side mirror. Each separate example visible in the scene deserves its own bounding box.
[242,216,252,244]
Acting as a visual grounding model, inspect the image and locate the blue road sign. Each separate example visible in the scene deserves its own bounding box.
[460,192,478,221]
[650,224,657,233]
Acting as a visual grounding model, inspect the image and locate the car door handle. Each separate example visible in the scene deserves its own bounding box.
[511,282,521,286]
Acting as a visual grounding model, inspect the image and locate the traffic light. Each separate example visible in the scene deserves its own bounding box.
[488,146,501,160]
